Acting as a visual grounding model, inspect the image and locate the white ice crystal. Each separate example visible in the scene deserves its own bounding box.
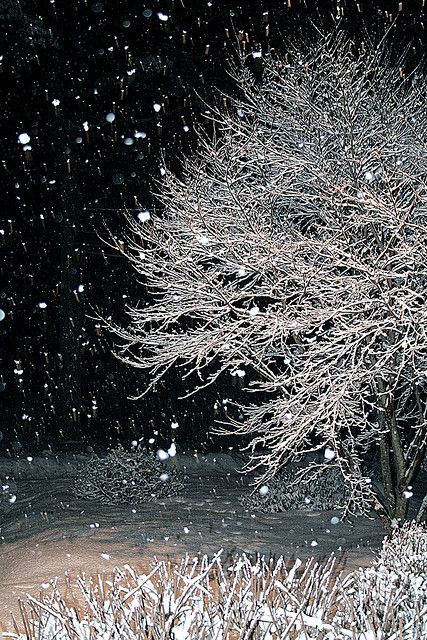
[231,368,245,377]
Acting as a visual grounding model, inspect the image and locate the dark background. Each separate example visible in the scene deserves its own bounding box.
[0,0,425,455]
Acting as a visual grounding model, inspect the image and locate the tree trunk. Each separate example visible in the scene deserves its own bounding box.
[378,430,395,518]
[377,378,411,523]
[394,491,409,522]
[389,400,409,522]
[416,494,427,524]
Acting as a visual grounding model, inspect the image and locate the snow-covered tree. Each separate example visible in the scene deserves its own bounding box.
[106,31,427,523]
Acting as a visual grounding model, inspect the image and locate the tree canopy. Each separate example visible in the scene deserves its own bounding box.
[109,31,427,522]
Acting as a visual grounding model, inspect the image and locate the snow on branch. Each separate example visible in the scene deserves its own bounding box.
[102,31,427,521]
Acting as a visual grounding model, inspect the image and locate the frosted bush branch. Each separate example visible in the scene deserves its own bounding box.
[8,523,427,639]
[73,446,185,505]
[102,31,427,522]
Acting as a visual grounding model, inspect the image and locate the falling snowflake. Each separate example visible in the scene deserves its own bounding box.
[18,132,31,144]
[324,447,336,461]
[137,210,151,222]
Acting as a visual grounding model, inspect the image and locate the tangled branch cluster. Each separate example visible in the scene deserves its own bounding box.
[350,522,427,635]
[239,465,351,513]
[73,446,186,505]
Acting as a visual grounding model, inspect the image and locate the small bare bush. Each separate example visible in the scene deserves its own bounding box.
[239,465,350,513]
[73,446,185,505]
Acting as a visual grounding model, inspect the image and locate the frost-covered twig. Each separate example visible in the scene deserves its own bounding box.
[6,523,427,639]
[73,445,185,505]
[99,30,427,523]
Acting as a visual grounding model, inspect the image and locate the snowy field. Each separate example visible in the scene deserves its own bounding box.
[0,450,389,633]
[1,451,426,636]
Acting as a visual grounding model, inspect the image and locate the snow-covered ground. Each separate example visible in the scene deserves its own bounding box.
[0,450,392,633]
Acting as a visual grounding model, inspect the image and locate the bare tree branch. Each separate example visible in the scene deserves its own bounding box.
[102,31,427,523]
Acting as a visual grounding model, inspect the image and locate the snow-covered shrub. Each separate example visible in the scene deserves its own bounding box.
[7,523,427,639]
[6,551,345,639]
[339,521,427,638]
[239,465,350,513]
[73,445,185,505]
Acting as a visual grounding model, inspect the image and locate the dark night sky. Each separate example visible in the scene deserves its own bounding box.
[0,0,426,455]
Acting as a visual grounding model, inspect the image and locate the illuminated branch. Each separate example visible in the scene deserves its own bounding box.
[103,31,427,523]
